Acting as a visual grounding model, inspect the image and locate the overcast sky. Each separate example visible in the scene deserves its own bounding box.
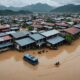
[0,0,80,7]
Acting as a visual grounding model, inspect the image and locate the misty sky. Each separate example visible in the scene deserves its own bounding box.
[0,0,80,7]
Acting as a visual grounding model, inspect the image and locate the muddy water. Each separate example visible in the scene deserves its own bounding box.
[0,39,80,80]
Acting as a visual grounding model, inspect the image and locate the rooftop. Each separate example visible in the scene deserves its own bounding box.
[47,36,65,45]
[40,30,59,37]
[29,33,44,41]
[63,27,80,35]
[0,24,10,30]
[15,37,35,47]
[11,31,29,39]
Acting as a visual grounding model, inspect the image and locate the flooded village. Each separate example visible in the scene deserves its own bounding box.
[0,13,80,80]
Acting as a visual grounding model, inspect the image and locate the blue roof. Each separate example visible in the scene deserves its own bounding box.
[47,36,65,45]
[29,33,45,41]
[15,37,35,47]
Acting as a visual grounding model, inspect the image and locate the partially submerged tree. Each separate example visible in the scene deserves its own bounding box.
[65,33,74,44]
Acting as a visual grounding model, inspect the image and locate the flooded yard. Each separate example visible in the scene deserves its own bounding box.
[0,39,80,80]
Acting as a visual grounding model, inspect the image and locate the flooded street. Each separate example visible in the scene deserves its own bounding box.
[0,39,80,80]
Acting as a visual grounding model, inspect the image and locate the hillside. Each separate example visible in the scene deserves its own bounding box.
[51,4,80,13]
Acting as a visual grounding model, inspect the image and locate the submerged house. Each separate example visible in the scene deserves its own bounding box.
[0,35,13,52]
[10,31,29,40]
[29,33,45,48]
[61,27,80,39]
[14,37,35,51]
[46,36,64,49]
[40,30,65,49]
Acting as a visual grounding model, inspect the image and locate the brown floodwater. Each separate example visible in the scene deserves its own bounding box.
[0,39,80,80]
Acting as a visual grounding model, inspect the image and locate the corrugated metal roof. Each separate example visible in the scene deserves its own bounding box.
[63,27,80,35]
[0,38,4,42]
[40,30,59,37]
[47,36,64,45]
[15,38,35,47]
[5,31,16,35]
[0,33,6,37]
[29,33,44,41]
[11,31,29,39]
[0,42,13,49]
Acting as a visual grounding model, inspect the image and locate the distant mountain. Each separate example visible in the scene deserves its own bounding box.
[51,4,80,13]
[7,6,21,11]
[0,3,54,12]
[21,3,54,12]
[0,5,7,10]
[0,10,32,15]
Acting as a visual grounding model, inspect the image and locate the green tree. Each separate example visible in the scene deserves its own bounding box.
[46,18,55,23]
[12,20,18,24]
[22,23,28,28]
[28,26,33,30]
[65,33,74,44]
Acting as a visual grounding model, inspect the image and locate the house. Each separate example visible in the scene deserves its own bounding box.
[46,36,65,49]
[10,27,20,31]
[29,33,45,48]
[10,31,29,40]
[14,37,35,51]
[40,30,59,38]
[40,30,65,49]
[41,22,55,27]
[61,27,80,38]
[5,31,16,35]
[74,24,80,29]
[0,33,6,37]
[0,35,13,52]
[0,24,10,32]
[10,24,20,31]
[73,18,80,24]
[55,22,69,29]
[26,21,33,25]
[43,26,53,30]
